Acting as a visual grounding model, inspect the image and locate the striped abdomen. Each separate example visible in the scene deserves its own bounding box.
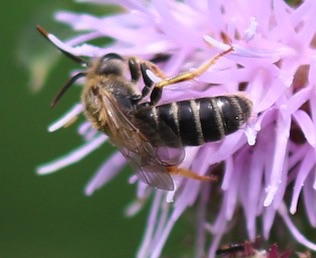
[134,95,252,146]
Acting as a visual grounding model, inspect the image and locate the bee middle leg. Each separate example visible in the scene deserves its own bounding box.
[167,166,218,182]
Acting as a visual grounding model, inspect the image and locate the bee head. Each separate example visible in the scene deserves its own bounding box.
[95,53,125,76]
[37,26,127,107]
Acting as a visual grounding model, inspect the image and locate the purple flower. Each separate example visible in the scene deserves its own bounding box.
[37,0,316,257]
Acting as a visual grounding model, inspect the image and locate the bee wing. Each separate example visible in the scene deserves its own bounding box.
[100,89,174,191]
[116,139,175,191]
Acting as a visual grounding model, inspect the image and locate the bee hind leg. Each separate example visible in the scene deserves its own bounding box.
[167,166,217,182]
[154,46,234,89]
[141,46,234,105]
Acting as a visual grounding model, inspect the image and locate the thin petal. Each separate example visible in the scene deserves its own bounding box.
[290,149,315,214]
[37,135,107,175]
[264,111,291,207]
[85,151,126,195]
[303,172,316,226]
[137,191,164,258]
[292,110,316,147]
[48,104,83,132]
[278,202,316,251]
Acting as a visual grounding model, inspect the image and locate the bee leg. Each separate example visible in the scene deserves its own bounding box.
[141,60,168,80]
[154,46,234,89]
[128,57,141,82]
[139,61,169,103]
[140,47,234,105]
[140,62,155,98]
[135,46,233,105]
[129,57,167,104]
[167,166,218,182]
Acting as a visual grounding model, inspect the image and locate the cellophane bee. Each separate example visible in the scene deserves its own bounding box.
[37,26,252,191]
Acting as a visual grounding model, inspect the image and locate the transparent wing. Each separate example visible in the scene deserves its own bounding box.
[100,88,174,191]
[116,138,175,191]
[132,105,185,165]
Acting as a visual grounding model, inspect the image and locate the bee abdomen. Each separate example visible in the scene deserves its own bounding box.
[135,95,252,146]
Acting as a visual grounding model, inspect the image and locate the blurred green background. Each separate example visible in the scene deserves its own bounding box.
[1,1,153,257]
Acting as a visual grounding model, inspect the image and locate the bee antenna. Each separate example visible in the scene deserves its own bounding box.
[51,72,86,108]
[36,25,89,67]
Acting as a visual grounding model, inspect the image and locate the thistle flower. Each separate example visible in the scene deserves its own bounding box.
[37,0,316,257]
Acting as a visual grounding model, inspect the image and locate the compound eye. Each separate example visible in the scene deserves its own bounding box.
[96,53,124,75]
[101,53,124,62]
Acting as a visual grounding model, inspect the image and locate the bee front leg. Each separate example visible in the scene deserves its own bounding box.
[129,57,167,105]
[140,62,165,105]
[128,57,144,104]
[128,57,141,82]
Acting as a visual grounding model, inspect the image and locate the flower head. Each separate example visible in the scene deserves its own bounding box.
[37,0,316,257]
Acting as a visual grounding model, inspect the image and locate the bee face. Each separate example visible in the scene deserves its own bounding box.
[37,25,252,191]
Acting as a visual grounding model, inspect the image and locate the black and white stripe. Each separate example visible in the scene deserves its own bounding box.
[134,94,252,147]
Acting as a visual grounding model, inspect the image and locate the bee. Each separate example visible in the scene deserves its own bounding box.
[37,26,252,191]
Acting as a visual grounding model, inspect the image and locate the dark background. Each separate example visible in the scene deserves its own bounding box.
[0,1,158,257]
